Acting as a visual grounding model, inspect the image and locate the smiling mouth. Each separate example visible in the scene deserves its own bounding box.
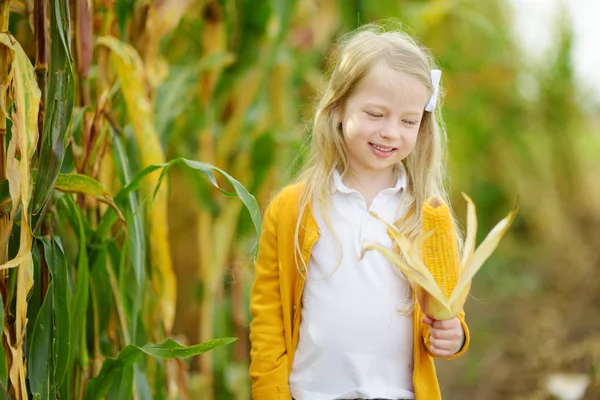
[369,143,397,153]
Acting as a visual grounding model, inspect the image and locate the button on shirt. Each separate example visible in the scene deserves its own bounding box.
[289,170,415,400]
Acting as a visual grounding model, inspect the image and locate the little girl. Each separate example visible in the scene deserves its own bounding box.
[249,22,469,400]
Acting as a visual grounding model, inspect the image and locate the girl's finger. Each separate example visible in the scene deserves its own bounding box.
[429,338,459,351]
[431,318,459,330]
[429,344,452,358]
[429,327,462,341]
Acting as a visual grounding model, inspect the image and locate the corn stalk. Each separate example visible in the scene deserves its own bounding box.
[0,2,259,399]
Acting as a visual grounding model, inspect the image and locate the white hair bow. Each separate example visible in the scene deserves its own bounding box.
[425,69,442,112]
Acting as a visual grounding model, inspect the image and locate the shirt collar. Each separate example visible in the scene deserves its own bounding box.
[331,167,407,195]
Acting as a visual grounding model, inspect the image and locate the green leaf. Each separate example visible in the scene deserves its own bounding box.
[26,244,43,351]
[133,365,151,400]
[0,180,8,206]
[140,337,236,359]
[0,384,8,400]
[108,131,145,343]
[96,155,261,265]
[115,0,133,39]
[61,196,89,369]
[119,157,261,237]
[89,250,114,345]
[153,359,166,400]
[84,337,236,400]
[29,289,55,399]
[3,173,124,225]
[54,172,124,223]
[110,133,145,289]
[31,0,76,224]
[52,172,108,197]
[108,366,134,400]
[42,238,71,388]
[164,158,261,237]
[105,242,132,339]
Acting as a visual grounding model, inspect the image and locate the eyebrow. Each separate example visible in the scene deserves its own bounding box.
[364,102,423,117]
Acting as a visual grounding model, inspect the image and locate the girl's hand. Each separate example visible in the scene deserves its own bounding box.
[422,316,464,357]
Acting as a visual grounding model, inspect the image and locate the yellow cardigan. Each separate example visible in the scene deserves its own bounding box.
[249,183,470,400]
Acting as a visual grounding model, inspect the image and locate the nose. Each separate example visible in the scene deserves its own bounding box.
[379,120,402,140]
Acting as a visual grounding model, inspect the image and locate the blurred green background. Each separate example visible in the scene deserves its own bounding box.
[4,0,600,399]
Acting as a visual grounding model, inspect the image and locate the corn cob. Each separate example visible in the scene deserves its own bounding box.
[362,193,518,320]
[416,197,470,319]
[420,197,460,299]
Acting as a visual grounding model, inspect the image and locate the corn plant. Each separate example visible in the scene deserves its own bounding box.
[0,0,260,398]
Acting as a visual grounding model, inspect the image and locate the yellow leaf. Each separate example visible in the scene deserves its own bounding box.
[460,193,478,269]
[362,242,450,312]
[0,32,40,400]
[97,36,176,333]
[449,198,519,305]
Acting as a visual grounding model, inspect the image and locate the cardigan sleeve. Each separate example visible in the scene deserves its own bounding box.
[422,309,470,360]
[249,197,293,400]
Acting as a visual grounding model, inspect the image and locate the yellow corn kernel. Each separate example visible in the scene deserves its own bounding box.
[420,197,460,299]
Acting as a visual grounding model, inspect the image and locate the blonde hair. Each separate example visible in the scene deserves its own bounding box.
[293,21,462,284]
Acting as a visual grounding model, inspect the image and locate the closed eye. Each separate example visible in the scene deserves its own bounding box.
[365,111,383,118]
[402,119,419,126]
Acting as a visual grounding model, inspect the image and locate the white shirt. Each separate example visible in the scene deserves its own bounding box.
[289,170,415,400]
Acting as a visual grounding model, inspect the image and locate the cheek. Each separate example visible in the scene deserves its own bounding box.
[345,116,380,140]
[405,129,420,147]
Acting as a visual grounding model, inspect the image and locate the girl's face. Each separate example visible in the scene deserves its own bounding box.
[339,60,429,180]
